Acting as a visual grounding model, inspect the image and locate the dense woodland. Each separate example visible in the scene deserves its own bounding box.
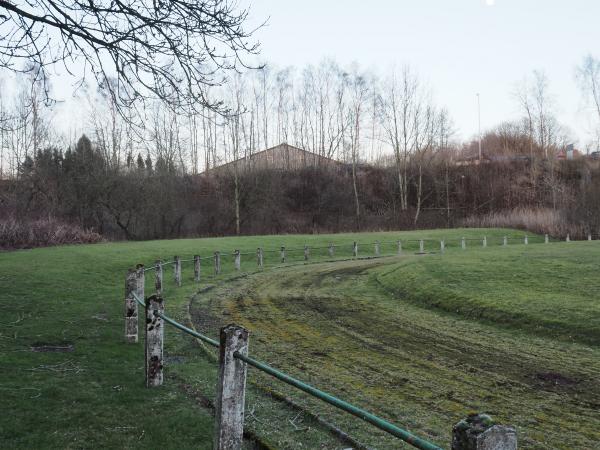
[1,57,600,246]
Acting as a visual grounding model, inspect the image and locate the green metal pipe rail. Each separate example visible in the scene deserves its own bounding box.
[132,291,443,450]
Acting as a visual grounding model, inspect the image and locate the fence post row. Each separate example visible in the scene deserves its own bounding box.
[461,237,466,250]
[257,248,263,268]
[214,324,249,450]
[452,413,517,450]
[328,243,335,258]
[419,239,424,253]
[173,256,181,287]
[304,245,309,261]
[397,240,402,255]
[353,241,358,258]
[375,241,381,256]
[214,251,221,275]
[155,260,163,295]
[234,250,241,271]
[194,255,201,282]
[124,268,138,343]
[280,246,286,263]
[145,294,164,388]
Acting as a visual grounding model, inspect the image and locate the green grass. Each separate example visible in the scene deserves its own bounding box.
[0,230,584,448]
[1,228,522,449]
[188,240,600,449]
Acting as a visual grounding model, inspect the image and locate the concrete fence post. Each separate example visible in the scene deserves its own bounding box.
[440,240,445,253]
[145,294,164,387]
[375,241,381,256]
[154,260,163,295]
[503,236,508,246]
[545,234,549,244]
[125,268,138,343]
[524,235,528,245]
[234,250,241,271]
[482,236,487,248]
[328,243,335,258]
[397,240,402,255]
[304,245,309,261]
[214,251,221,275]
[194,255,201,283]
[588,233,592,241]
[173,256,181,287]
[353,241,358,258]
[566,234,570,242]
[214,324,249,450]
[280,246,286,263]
[257,248,263,268]
[461,237,466,250]
[452,414,517,450]
[419,239,425,253]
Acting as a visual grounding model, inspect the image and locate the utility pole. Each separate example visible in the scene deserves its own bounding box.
[477,93,482,161]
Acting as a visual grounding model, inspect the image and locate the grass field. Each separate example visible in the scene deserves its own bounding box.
[1,228,597,449]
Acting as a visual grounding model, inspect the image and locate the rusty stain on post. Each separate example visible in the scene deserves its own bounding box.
[145,294,164,387]
[214,324,249,450]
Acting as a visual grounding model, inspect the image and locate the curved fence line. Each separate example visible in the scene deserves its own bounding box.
[122,232,592,449]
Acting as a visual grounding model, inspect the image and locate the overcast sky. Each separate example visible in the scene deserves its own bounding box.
[245,0,600,147]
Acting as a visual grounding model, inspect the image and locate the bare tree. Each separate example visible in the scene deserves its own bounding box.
[0,0,262,116]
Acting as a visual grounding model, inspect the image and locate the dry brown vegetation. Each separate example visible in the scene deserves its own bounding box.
[0,218,103,250]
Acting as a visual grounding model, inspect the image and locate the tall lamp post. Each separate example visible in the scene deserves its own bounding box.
[477,93,482,162]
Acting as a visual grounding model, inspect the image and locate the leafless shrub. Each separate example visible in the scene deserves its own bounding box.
[0,218,103,250]
[462,207,586,239]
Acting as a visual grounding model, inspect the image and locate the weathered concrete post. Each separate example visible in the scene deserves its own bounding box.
[173,256,181,287]
[328,243,335,258]
[440,240,445,253]
[125,268,138,343]
[524,235,528,245]
[145,294,164,387]
[503,236,508,246]
[154,260,163,295]
[588,233,592,241]
[566,234,570,242]
[257,248,263,268]
[194,255,201,283]
[214,324,249,450]
[280,246,286,263]
[374,241,381,256]
[234,250,241,271]
[461,237,466,250]
[419,239,425,253]
[452,413,517,450]
[353,241,358,258]
[482,236,487,248]
[214,251,221,275]
[304,245,309,261]
[545,234,549,244]
[397,240,402,255]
